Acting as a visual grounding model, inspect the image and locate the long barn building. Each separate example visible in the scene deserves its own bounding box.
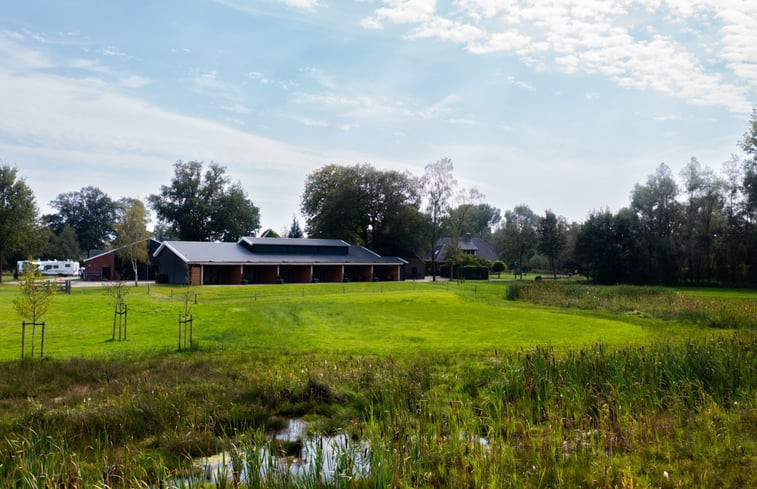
[154,237,407,285]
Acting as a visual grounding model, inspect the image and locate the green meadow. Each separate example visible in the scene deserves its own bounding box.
[0,281,709,359]
[0,280,755,488]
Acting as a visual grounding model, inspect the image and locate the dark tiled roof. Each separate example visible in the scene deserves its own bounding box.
[428,236,499,261]
[155,240,406,265]
[155,241,252,263]
[85,238,161,262]
[238,237,350,248]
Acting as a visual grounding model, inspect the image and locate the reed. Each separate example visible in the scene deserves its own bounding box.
[0,334,753,487]
[506,281,757,329]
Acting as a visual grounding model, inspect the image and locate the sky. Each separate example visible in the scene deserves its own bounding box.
[1,0,755,234]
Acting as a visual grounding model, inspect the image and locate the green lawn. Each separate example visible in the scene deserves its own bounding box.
[0,280,711,360]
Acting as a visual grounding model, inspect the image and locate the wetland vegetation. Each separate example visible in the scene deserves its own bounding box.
[0,280,754,487]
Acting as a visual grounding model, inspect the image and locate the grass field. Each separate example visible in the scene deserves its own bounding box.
[0,279,754,488]
[0,280,722,359]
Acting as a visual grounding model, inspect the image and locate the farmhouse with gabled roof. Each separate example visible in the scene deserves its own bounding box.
[429,233,498,262]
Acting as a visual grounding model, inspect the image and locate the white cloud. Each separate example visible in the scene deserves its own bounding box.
[652,113,681,121]
[212,0,319,13]
[0,33,336,228]
[360,16,385,30]
[363,0,756,113]
[298,117,330,127]
[506,76,536,91]
[223,103,251,114]
[280,0,319,9]
[362,0,437,28]
[407,17,485,44]
[0,34,54,70]
[419,93,459,119]
[119,75,152,88]
[101,46,127,57]
[247,71,271,84]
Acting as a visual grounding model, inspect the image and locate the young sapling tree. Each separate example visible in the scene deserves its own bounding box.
[13,262,57,359]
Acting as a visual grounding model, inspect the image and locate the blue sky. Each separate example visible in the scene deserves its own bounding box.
[1,1,755,233]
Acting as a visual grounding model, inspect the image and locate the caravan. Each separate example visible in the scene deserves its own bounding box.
[17,259,81,277]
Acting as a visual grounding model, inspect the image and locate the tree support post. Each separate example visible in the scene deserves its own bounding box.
[178,314,193,351]
[21,321,45,359]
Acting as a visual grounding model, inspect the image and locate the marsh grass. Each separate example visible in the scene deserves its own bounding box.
[506,281,757,329]
[0,333,753,487]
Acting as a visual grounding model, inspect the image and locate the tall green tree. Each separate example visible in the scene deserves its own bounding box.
[738,109,757,283]
[630,163,680,284]
[574,208,638,284]
[495,205,537,279]
[0,166,38,282]
[446,202,501,239]
[679,159,724,284]
[41,225,81,260]
[444,187,483,278]
[721,155,749,283]
[301,163,426,257]
[45,186,117,255]
[741,108,757,221]
[301,165,362,244]
[537,210,567,279]
[286,215,304,238]
[113,198,151,286]
[422,158,456,281]
[148,161,260,241]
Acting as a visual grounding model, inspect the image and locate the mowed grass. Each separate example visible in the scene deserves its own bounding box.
[0,280,692,360]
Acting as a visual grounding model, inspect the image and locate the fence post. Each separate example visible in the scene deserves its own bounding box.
[40,323,45,357]
[178,314,182,351]
[21,322,25,361]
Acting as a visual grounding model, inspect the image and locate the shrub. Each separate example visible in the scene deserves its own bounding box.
[491,260,506,278]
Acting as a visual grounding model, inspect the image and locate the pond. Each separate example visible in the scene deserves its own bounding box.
[188,419,371,486]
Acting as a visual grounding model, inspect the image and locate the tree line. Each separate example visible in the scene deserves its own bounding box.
[1,112,756,285]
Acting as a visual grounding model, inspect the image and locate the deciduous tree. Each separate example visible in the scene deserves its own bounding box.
[630,163,680,284]
[422,158,456,281]
[741,108,757,221]
[495,205,537,279]
[0,166,38,282]
[41,225,81,260]
[14,262,57,358]
[301,163,426,257]
[113,198,151,286]
[46,186,117,255]
[148,161,260,241]
[537,210,567,279]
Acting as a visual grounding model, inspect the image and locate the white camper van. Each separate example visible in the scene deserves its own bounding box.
[17,259,80,277]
